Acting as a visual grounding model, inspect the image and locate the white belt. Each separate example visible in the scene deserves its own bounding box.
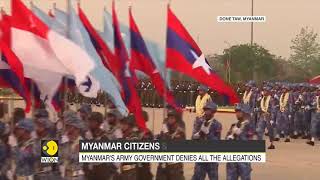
[37,166,52,173]
[121,164,136,171]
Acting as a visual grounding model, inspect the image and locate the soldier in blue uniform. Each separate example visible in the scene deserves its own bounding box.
[256,86,276,149]
[226,104,254,180]
[11,119,36,180]
[292,84,307,139]
[34,117,60,180]
[0,121,11,180]
[274,84,293,142]
[59,113,86,180]
[306,86,320,146]
[241,81,258,129]
[156,110,186,180]
[192,101,222,180]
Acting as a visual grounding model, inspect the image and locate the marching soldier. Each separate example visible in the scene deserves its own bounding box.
[192,101,221,180]
[84,112,119,180]
[306,86,320,146]
[226,104,254,180]
[156,110,186,180]
[78,104,92,139]
[256,86,276,149]
[59,113,86,180]
[0,121,11,180]
[10,119,36,180]
[103,109,123,140]
[292,84,307,139]
[119,115,140,180]
[241,81,258,128]
[274,84,293,142]
[195,85,212,118]
[137,111,153,180]
[34,117,60,180]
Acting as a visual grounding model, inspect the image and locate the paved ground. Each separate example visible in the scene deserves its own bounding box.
[7,100,320,180]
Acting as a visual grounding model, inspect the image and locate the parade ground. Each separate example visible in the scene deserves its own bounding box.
[8,100,320,180]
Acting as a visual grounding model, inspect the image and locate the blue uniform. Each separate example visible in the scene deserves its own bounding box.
[13,139,36,178]
[226,119,254,180]
[275,92,293,138]
[310,96,320,139]
[192,117,222,180]
[256,95,276,142]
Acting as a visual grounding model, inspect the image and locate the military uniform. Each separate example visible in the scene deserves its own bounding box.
[60,114,86,180]
[226,104,254,180]
[12,119,36,180]
[192,101,221,180]
[307,87,320,146]
[275,85,293,141]
[195,85,212,118]
[0,122,11,180]
[292,86,307,138]
[83,112,120,180]
[33,117,60,180]
[256,86,276,149]
[241,81,258,129]
[156,110,185,180]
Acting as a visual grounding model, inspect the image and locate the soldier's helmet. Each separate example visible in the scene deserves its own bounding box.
[35,117,53,129]
[34,109,49,119]
[107,109,122,120]
[198,85,209,92]
[203,101,218,111]
[78,104,92,115]
[0,121,10,137]
[235,103,250,114]
[88,112,104,124]
[65,114,85,130]
[16,118,34,132]
[120,114,136,126]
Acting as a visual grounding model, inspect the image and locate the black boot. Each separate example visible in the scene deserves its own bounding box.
[284,138,290,142]
[268,144,275,149]
[274,137,280,141]
[306,141,315,146]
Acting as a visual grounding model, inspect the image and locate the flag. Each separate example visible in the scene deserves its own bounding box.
[0,42,31,112]
[112,1,146,131]
[102,8,171,87]
[166,6,239,104]
[11,0,94,88]
[50,1,128,115]
[129,7,180,110]
[9,0,88,107]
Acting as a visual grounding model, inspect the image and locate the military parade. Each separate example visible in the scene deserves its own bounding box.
[0,0,320,179]
[0,80,319,180]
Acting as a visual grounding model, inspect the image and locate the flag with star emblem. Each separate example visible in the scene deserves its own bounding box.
[166,6,239,104]
[129,7,181,111]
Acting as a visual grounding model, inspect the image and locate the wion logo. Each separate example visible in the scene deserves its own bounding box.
[41,140,59,163]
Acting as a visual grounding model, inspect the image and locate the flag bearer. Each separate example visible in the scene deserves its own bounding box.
[195,85,212,118]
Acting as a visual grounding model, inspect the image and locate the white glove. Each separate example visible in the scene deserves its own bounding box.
[270,121,274,125]
[85,131,93,140]
[8,135,17,147]
[193,132,200,139]
[161,124,169,134]
[6,170,13,180]
[59,165,66,178]
[227,135,234,140]
[200,125,209,134]
[61,135,69,144]
[288,115,292,119]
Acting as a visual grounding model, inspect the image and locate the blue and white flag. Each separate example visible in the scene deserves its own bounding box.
[32,1,128,115]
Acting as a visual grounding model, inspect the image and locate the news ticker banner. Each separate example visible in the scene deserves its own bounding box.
[79,140,266,163]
